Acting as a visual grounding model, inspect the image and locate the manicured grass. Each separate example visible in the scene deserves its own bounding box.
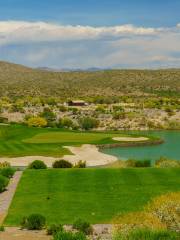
[0,124,152,157]
[24,131,130,144]
[0,125,70,157]
[5,168,180,225]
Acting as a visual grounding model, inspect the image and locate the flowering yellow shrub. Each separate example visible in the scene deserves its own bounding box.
[113,211,165,235]
[27,116,47,127]
[146,192,180,232]
[113,192,180,236]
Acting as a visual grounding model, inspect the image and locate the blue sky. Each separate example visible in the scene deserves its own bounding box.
[1,0,180,27]
[0,0,180,68]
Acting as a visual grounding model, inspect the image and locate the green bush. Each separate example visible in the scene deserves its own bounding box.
[52,160,72,168]
[74,161,86,168]
[0,226,5,232]
[54,231,87,240]
[114,229,179,240]
[28,160,47,169]
[125,160,151,168]
[58,118,74,129]
[21,214,46,230]
[47,224,63,235]
[0,167,15,178]
[135,160,151,168]
[73,219,93,235]
[0,175,9,192]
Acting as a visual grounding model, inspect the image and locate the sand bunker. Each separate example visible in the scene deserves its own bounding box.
[113,137,149,142]
[0,145,117,167]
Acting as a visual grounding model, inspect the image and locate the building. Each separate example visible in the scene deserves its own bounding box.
[68,100,87,106]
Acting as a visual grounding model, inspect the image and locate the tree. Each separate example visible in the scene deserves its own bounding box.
[79,117,99,130]
[58,117,74,128]
[40,107,56,125]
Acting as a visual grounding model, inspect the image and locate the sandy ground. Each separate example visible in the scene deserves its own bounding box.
[0,228,51,240]
[0,225,112,240]
[0,145,117,167]
[113,136,149,142]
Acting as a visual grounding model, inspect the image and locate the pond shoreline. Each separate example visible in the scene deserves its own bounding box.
[97,139,164,149]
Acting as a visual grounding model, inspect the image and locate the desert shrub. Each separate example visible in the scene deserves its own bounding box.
[113,228,179,240]
[59,105,67,112]
[0,161,10,168]
[73,219,93,235]
[27,116,47,127]
[146,192,180,232]
[113,111,126,120]
[125,159,136,167]
[47,224,63,235]
[58,118,74,129]
[52,160,72,168]
[155,157,180,168]
[21,214,46,230]
[79,117,99,130]
[0,226,5,232]
[74,161,86,168]
[28,160,47,169]
[0,167,15,178]
[113,212,165,236]
[0,175,9,192]
[54,231,87,240]
[125,159,151,168]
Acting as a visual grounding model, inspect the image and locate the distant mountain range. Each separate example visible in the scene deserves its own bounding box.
[37,67,111,72]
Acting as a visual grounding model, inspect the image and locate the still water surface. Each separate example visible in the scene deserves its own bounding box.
[102,131,180,162]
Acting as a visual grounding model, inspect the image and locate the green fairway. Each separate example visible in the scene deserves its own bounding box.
[0,124,151,157]
[0,125,71,157]
[5,168,180,225]
[24,131,128,144]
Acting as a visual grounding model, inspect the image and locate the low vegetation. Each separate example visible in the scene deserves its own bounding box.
[0,167,16,178]
[52,160,73,168]
[28,160,47,169]
[53,231,87,240]
[0,174,9,192]
[73,219,93,235]
[113,229,179,240]
[21,213,46,230]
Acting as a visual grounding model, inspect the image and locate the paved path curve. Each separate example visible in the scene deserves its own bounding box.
[0,171,22,224]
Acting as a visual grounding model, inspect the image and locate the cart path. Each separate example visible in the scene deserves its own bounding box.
[0,171,22,224]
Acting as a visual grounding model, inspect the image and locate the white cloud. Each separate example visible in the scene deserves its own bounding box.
[0,21,180,68]
[0,20,166,46]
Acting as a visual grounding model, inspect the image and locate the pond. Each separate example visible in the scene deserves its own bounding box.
[101,131,180,162]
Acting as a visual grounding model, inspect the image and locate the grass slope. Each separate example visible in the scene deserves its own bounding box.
[0,124,153,157]
[5,168,180,225]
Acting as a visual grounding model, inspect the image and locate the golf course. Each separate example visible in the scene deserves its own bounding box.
[0,124,156,158]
